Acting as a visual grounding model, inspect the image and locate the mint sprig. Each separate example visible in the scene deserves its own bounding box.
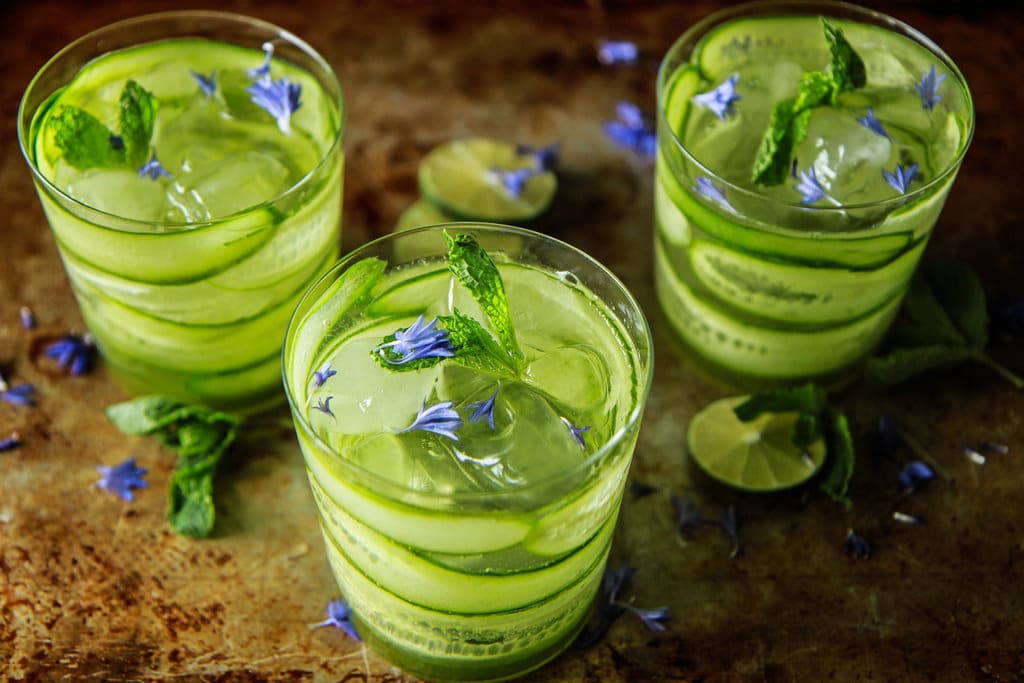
[118,80,157,167]
[752,18,866,186]
[106,396,239,538]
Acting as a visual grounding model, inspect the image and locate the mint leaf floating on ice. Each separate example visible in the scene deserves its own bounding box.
[866,259,1023,389]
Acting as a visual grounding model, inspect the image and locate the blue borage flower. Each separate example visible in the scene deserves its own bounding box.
[0,383,36,407]
[574,562,670,648]
[692,73,741,121]
[401,400,463,441]
[248,74,302,134]
[897,460,935,492]
[916,65,946,111]
[560,416,590,449]
[794,165,829,204]
[515,142,559,172]
[312,361,337,388]
[376,315,456,366]
[466,387,499,430]
[44,333,95,375]
[313,597,361,641]
[857,107,889,138]
[604,101,656,159]
[596,39,639,66]
[312,396,335,418]
[694,176,734,211]
[0,432,22,453]
[19,306,35,330]
[489,166,538,199]
[883,163,919,194]
[247,42,275,80]
[671,492,703,535]
[138,153,172,181]
[96,457,149,502]
[843,529,872,560]
[190,69,217,98]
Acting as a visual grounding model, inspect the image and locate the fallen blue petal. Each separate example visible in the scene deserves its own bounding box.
[596,39,639,66]
[0,432,22,453]
[313,597,361,641]
[44,333,95,375]
[96,457,149,502]
[897,460,935,491]
[843,529,872,560]
[20,306,36,330]
[1,383,36,407]
[671,492,703,534]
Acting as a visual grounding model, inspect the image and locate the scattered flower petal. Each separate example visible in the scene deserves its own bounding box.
[794,165,828,204]
[138,153,173,181]
[0,432,21,453]
[313,396,335,418]
[892,511,924,525]
[248,75,302,134]
[312,361,337,388]
[44,333,95,375]
[313,597,361,641]
[671,492,702,535]
[882,163,919,194]
[376,315,456,366]
[596,39,639,66]
[575,562,669,647]
[489,166,538,199]
[96,457,148,502]
[515,142,559,171]
[620,604,671,633]
[604,101,656,159]
[247,42,274,79]
[694,176,734,211]
[467,387,499,430]
[843,529,872,560]
[20,306,36,330]
[916,65,946,110]
[402,400,463,441]
[560,416,590,448]
[857,107,889,138]
[897,460,935,492]
[0,383,36,407]
[190,69,217,98]
[718,505,741,559]
[692,73,741,121]
[961,444,986,465]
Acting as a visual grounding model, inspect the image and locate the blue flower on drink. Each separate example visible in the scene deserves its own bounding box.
[312,361,337,388]
[138,153,173,181]
[0,431,21,453]
[248,75,302,134]
[515,142,559,171]
[96,457,148,502]
[596,39,639,66]
[312,396,335,418]
[897,460,935,492]
[604,101,656,159]
[313,597,361,641]
[376,315,455,366]
[560,416,590,449]
[20,306,35,330]
[916,65,946,110]
[857,107,889,138]
[44,333,95,375]
[692,73,741,121]
[401,400,463,441]
[843,529,872,560]
[882,163,918,194]
[489,166,538,199]
[190,69,217,98]
[694,176,734,211]
[467,387,499,430]
[794,165,828,204]
[247,42,274,79]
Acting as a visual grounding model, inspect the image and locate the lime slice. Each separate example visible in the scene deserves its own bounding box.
[418,138,557,222]
[686,396,826,492]
[395,198,454,231]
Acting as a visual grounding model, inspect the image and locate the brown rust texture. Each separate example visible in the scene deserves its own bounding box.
[2,1,1023,681]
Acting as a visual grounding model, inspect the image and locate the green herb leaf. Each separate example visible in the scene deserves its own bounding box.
[439,309,520,379]
[822,18,866,92]
[792,411,822,447]
[921,259,989,348]
[119,80,158,167]
[865,345,971,387]
[752,98,799,186]
[794,70,837,110]
[733,383,827,422]
[819,407,854,506]
[47,106,125,170]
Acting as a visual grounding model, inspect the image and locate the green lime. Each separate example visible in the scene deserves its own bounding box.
[686,396,826,492]
[418,137,557,222]
[394,198,455,231]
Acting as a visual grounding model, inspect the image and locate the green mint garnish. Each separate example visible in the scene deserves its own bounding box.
[438,308,520,377]
[106,396,239,538]
[866,259,1024,389]
[48,79,157,171]
[752,18,866,186]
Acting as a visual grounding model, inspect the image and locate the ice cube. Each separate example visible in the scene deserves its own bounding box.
[799,106,893,203]
[522,344,610,413]
[173,149,292,218]
[63,168,169,222]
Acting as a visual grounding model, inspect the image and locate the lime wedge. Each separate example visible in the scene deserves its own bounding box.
[686,396,826,492]
[394,198,454,231]
[418,138,557,222]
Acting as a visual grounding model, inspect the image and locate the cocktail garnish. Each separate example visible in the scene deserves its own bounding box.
[44,332,95,375]
[311,361,337,388]
[467,387,499,430]
[560,416,590,449]
[401,400,463,441]
[866,259,1024,389]
[0,432,21,453]
[671,492,703,535]
[106,396,239,538]
[882,162,919,194]
[604,101,656,159]
[897,460,935,492]
[515,142,559,171]
[312,396,335,417]
[119,80,158,167]
[692,73,741,121]
[19,306,36,329]
[596,39,639,66]
[96,456,149,502]
[138,152,172,180]
[0,380,36,407]
[843,529,872,559]
[375,315,455,366]
[313,597,361,641]
[752,18,866,186]
[190,69,217,98]
[857,107,890,138]
[916,65,946,110]
[694,176,733,211]
[793,164,830,204]
[247,42,275,79]
[248,75,302,134]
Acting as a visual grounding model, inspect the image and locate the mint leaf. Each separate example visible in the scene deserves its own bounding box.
[819,407,854,506]
[733,383,827,421]
[865,345,971,386]
[921,259,988,348]
[47,106,125,170]
[752,98,799,186]
[794,70,837,110]
[119,80,157,167]
[822,18,866,92]
[440,309,520,378]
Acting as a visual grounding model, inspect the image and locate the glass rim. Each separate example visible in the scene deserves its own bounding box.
[16,9,345,233]
[656,0,976,213]
[282,222,655,504]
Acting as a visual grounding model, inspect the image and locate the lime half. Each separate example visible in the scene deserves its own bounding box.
[686,397,826,492]
[418,138,557,222]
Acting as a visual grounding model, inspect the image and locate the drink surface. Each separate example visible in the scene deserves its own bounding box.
[287,249,643,681]
[26,37,342,409]
[655,13,971,385]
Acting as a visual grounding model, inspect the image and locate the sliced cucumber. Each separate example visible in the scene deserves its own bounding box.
[654,172,691,247]
[662,65,702,134]
[694,15,837,80]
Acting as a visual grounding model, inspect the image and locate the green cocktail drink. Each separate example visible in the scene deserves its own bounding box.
[655,1,973,386]
[284,225,653,682]
[17,12,343,410]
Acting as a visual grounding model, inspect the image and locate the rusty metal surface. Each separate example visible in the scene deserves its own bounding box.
[1,1,1022,681]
